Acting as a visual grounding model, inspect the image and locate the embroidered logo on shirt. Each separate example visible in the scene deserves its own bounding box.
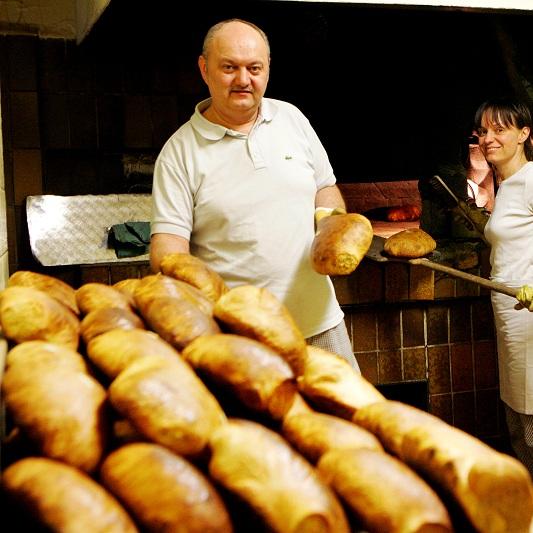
[285,155,292,160]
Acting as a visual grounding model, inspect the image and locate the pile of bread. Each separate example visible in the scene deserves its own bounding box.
[1,254,532,533]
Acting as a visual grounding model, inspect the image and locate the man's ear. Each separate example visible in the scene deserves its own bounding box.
[198,55,208,83]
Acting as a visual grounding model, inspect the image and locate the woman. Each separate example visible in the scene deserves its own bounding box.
[475,96,533,475]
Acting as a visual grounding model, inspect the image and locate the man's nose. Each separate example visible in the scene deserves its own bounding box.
[235,67,250,86]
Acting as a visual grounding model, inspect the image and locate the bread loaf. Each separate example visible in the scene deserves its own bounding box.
[8,270,79,315]
[214,285,308,375]
[100,442,233,533]
[159,252,229,302]
[134,274,214,316]
[6,340,89,374]
[318,448,453,532]
[383,228,437,258]
[311,213,373,275]
[297,345,386,419]
[0,285,80,349]
[113,278,142,302]
[3,457,138,532]
[208,418,350,533]
[138,296,221,350]
[76,282,134,314]
[108,356,227,458]
[281,396,383,463]
[86,328,180,379]
[353,400,533,533]
[182,333,297,420]
[80,306,145,344]
[2,362,108,472]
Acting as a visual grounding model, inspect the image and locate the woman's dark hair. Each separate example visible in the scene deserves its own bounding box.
[474,96,533,161]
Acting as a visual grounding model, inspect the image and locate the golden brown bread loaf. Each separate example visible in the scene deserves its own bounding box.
[159,252,229,302]
[353,400,533,533]
[6,340,89,374]
[311,212,373,275]
[297,345,386,419]
[318,448,453,533]
[8,270,79,315]
[281,395,383,463]
[383,228,437,258]
[86,328,180,379]
[214,285,308,375]
[80,306,145,344]
[2,361,108,472]
[0,285,80,349]
[113,278,142,302]
[100,442,234,533]
[3,457,138,533]
[108,356,227,458]
[182,333,297,420]
[134,273,214,316]
[76,282,135,314]
[138,296,221,350]
[208,418,350,533]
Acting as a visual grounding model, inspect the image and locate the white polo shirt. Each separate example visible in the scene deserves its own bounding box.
[151,97,344,338]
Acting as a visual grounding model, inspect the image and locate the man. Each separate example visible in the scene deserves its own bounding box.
[150,18,359,371]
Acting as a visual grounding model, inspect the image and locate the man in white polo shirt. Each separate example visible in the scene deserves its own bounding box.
[150,18,359,371]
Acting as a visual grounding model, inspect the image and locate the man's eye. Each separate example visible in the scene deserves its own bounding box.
[249,66,262,74]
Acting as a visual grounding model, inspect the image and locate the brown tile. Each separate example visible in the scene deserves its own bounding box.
[472,298,495,340]
[434,274,455,299]
[356,351,378,385]
[402,306,425,347]
[475,388,500,437]
[474,340,499,389]
[109,264,144,284]
[40,94,69,149]
[377,307,401,350]
[378,349,402,383]
[353,260,383,303]
[449,300,471,343]
[124,95,153,148]
[428,345,451,394]
[450,342,474,392]
[429,393,453,424]
[385,262,409,302]
[332,275,357,306]
[7,37,37,91]
[98,95,124,150]
[427,304,448,345]
[68,94,97,149]
[38,39,67,92]
[10,92,40,148]
[80,266,111,285]
[13,149,42,205]
[409,265,434,300]
[453,391,476,434]
[403,347,426,380]
[456,276,480,298]
[351,309,377,352]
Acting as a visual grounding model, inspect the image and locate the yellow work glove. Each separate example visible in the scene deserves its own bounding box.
[314,207,347,229]
[517,285,533,311]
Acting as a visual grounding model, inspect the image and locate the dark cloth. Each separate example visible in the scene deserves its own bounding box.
[108,221,150,258]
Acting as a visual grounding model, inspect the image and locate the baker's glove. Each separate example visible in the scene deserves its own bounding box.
[451,199,490,242]
[517,285,533,311]
[314,207,347,230]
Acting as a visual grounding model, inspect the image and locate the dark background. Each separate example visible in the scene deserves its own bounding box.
[84,0,533,181]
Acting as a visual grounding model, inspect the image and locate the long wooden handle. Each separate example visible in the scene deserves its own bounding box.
[410,258,517,297]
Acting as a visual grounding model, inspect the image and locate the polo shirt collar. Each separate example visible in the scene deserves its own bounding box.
[190,97,276,140]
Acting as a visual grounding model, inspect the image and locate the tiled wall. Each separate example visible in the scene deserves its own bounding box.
[333,258,507,451]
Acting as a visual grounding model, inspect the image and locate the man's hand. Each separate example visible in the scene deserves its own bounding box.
[517,285,533,311]
[314,207,347,229]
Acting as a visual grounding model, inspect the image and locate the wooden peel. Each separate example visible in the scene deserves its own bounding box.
[366,235,516,297]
